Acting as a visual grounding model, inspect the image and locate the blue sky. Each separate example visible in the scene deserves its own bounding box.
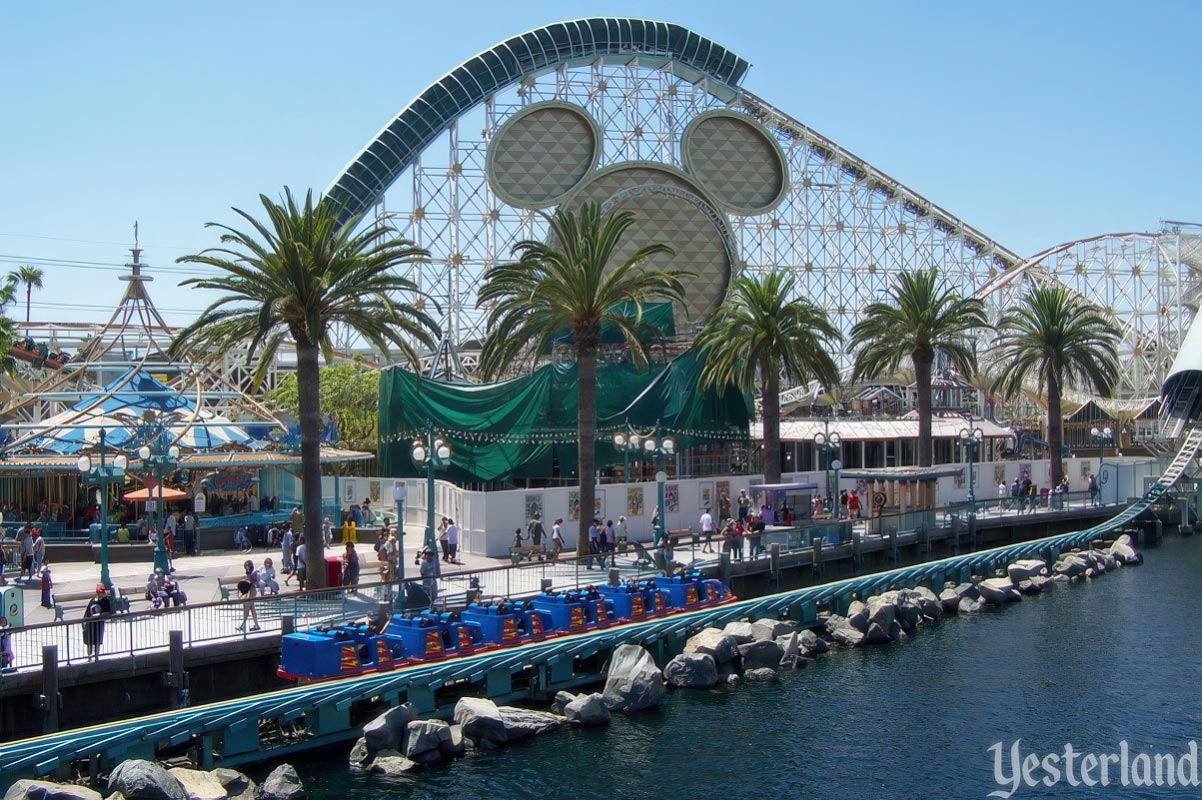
[1,1,1199,324]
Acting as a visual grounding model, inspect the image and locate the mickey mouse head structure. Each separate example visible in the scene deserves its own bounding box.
[485,101,790,326]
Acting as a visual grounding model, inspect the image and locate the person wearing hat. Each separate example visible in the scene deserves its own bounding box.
[419,548,439,609]
[82,584,112,660]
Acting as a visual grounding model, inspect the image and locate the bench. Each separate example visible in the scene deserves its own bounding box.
[217,575,244,601]
[666,528,693,547]
[509,545,546,564]
[52,590,132,621]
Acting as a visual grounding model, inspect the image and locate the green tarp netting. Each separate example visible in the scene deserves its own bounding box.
[549,301,676,345]
[378,349,751,483]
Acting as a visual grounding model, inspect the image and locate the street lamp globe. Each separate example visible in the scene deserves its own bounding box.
[138,445,151,461]
[662,436,675,454]
[613,432,626,447]
[829,432,841,448]
[76,455,91,473]
[1090,426,1100,438]
[643,438,656,454]
[113,454,128,470]
[411,442,427,464]
[437,442,451,461]
[168,446,180,460]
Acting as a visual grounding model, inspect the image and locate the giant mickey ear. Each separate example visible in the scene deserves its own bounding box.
[681,110,790,215]
[486,101,602,209]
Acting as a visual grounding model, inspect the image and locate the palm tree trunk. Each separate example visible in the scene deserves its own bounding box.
[1047,368,1064,487]
[25,284,31,326]
[296,339,326,587]
[576,347,597,548]
[762,359,782,484]
[914,353,934,467]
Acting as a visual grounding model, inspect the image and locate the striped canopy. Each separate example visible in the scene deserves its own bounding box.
[20,368,255,454]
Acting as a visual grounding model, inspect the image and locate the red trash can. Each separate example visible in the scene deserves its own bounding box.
[325,555,342,587]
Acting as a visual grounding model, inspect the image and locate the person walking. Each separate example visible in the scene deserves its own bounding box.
[586,518,602,569]
[183,511,197,556]
[699,507,714,554]
[604,519,617,566]
[18,528,33,580]
[1088,473,1099,506]
[31,530,45,577]
[290,536,308,591]
[39,562,53,608]
[848,490,861,520]
[446,519,460,565]
[280,524,295,576]
[237,560,261,632]
[82,585,112,660]
[342,541,361,587]
[437,516,450,562]
[137,513,149,543]
[550,518,565,561]
[527,512,545,553]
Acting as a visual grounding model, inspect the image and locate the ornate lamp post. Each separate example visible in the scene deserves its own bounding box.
[1091,425,1113,504]
[643,421,675,547]
[813,428,842,505]
[612,424,643,482]
[411,421,452,556]
[138,434,180,574]
[75,429,128,590]
[958,425,984,506]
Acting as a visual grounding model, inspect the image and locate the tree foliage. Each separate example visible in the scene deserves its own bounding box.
[695,271,842,484]
[169,188,438,587]
[266,361,380,451]
[477,201,686,541]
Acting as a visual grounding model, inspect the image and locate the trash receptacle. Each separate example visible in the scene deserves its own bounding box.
[325,555,342,587]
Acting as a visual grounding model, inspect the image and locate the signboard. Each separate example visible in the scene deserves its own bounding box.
[212,471,254,493]
[2,585,24,628]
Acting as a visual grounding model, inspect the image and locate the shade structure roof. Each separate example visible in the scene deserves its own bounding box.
[753,416,1014,443]
[123,486,188,502]
[16,368,253,455]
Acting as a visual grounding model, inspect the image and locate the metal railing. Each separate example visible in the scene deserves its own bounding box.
[0,551,661,673]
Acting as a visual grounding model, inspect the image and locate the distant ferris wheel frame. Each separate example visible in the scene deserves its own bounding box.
[325,17,1194,400]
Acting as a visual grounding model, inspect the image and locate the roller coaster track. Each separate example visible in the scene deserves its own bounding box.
[1,428,1198,782]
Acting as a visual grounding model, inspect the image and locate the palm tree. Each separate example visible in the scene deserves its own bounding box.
[168,189,438,586]
[9,265,44,327]
[0,279,18,375]
[991,284,1121,487]
[695,272,842,484]
[850,266,988,467]
[476,202,686,543]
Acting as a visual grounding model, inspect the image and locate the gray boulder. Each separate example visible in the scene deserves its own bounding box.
[347,738,371,767]
[954,582,980,601]
[1109,535,1141,564]
[442,725,466,757]
[744,667,777,681]
[738,640,784,670]
[167,771,224,800]
[721,621,756,644]
[1054,555,1089,578]
[893,593,921,629]
[683,628,739,664]
[552,691,577,716]
[454,697,508,750]
[362,703,418,757]
[367,757,419,776]
[603,644,666,712]
[977,578,1017,604]
[939,588,962,613]
[4,782,103,800]
[847,601,869,632]
[498,706,566,741]
[663,653,719,688]
[210,770,255,800]
[907,586,942,619]
[864,622,893,644]
[564,693,611,726]
[256,766,304,800]
[1051,573,1070,583]
[404,720,453,764]
[866,595,897,627]
[1007,559,1047,583]
[958,596,985,614]
[1020,575,1052,594]
[829,625,865,647]
[108,761,187,800]
[797,629,829,657]
[751,618,792,641]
